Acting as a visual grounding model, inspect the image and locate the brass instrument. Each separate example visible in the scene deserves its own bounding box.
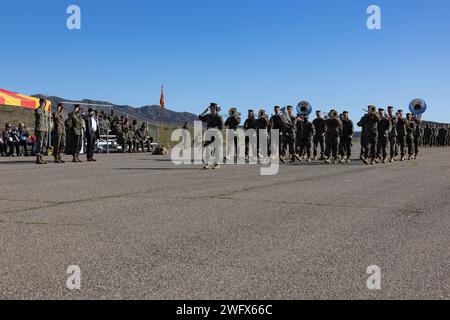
[228,107,241,119]
[409,98,427,119]
[258,109,268,120]
[296,101,313,116]
[361,105,377,114]
[280,107,294,129]
[329,109,338,118]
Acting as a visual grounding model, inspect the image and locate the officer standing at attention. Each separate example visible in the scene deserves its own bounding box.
[69,104,84,163]
[312,110,326,160]
[376,108,392,163]
[339,111,354,163]
[52,103,66,163]
[34,98,50,165]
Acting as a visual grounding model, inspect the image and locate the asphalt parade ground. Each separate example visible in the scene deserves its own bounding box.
[0,144,449,300]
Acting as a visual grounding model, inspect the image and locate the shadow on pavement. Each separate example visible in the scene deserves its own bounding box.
[115,167,201,171]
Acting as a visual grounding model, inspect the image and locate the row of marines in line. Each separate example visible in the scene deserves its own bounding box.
[198,103,449,167]
[33,100,154,164]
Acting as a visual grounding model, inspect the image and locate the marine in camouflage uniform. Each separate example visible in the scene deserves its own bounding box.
[413,116,422,158]
[282,106,297,162]
[445,126,450,147]
[224,109,241,161]
[312,111,326,160]
[256,110,270,158]
[296,114,315,161]
[69,105,84,162]
[405,113,417,159]
[131,119,139,152]
[396,110,408,161]
[339,111,354,163]
[199,103,224,169]
[376,108,392,163]
[52,103,66,163]
[269,106,284,161]
[387,106,398,161]
[135,123,148,152]
[34,99,50,165]
[357,106,380,165]
[324,110,342,164]
[120,124,132,153]
[243,110,258,159]
[423,124,431,147]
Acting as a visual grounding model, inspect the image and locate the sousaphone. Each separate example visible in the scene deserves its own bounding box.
[296,101,313,116]
[409,98,427,117]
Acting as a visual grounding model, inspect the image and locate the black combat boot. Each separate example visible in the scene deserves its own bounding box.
[36,156,44,165]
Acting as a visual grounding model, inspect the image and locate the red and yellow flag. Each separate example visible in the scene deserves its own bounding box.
[0,88,51,111]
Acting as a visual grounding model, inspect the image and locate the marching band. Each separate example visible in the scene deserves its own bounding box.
[198,99,442,167]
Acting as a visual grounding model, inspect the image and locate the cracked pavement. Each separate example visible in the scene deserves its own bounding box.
[0,145,449,299]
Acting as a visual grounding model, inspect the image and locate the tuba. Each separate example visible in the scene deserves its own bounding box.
[409,98,427,117]
[296,101,313,116]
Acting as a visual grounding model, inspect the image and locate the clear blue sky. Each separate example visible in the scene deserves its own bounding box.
[2,0,449,121]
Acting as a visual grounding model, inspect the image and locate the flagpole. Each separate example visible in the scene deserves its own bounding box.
[160,85,164,146]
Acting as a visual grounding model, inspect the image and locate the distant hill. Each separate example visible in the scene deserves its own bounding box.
[32,95,197,125]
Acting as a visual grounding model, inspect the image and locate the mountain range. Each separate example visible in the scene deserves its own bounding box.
[33,95,198,125]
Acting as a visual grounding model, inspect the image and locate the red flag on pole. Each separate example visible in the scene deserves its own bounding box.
[160,86,165,111]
